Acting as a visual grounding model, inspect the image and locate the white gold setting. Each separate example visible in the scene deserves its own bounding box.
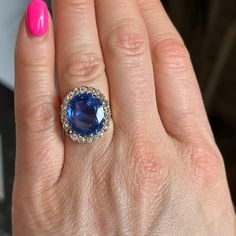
[61,86,111,143]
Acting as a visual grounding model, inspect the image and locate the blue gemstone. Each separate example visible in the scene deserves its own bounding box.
[66,93,105,136]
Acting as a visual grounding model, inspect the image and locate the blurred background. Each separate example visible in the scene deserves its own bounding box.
[0,0,235,234]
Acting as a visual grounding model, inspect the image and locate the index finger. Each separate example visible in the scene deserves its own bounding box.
[14,1,64,189]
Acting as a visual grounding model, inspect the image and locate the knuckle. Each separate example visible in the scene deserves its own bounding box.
[63,53,105,85]
[135,158,169,188]
[153,39,190,73]
[17,98,59,135]
[127,135,170,190]
[20,57,50,77]
[188,145,225,185]
[107,21,146,66]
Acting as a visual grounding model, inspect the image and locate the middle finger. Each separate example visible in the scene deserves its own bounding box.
[52,0,109,100]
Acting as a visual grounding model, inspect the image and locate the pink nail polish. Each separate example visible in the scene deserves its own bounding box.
[26,0,49,37]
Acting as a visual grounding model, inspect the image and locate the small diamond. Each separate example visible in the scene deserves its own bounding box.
[71,134,78,141]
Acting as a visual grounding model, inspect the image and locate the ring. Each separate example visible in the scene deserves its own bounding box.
[61,86,112,143]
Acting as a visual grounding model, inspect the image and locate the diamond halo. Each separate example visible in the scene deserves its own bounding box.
[61,86,112,143]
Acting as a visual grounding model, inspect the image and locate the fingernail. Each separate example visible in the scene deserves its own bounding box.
[26,0,49,37]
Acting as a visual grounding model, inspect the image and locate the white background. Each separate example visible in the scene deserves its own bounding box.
[0,0,28,90]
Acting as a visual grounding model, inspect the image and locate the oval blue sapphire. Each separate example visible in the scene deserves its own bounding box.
[66,93,105,136]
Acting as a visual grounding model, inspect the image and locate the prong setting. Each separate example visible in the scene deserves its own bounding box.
[61,86,111,143]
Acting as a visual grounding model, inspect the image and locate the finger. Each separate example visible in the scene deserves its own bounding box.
[95,0,166,137]
[51,0,113,179]
[137,0,213,142]
[51,0,109,100]
[14,0,64,191]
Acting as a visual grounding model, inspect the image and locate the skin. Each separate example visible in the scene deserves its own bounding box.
[13,0,236,235]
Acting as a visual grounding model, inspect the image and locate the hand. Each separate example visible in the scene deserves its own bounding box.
[13,0,236,235]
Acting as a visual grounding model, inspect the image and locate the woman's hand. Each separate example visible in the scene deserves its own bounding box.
[13,0,235,235]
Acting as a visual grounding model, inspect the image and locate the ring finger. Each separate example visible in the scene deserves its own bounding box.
[95,0,166,138]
